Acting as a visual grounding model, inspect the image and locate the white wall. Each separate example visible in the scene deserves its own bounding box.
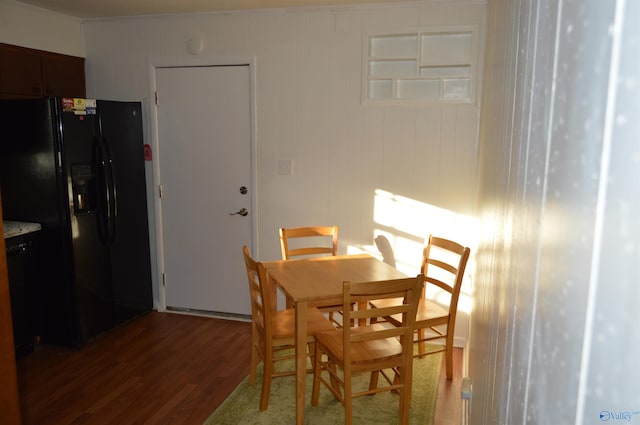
[82,1,486,345]
[471,0,640,423]
[0,0,84,56]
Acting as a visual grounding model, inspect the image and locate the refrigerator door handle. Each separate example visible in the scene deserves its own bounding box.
[95,136,110,245]
[102,136,118,246]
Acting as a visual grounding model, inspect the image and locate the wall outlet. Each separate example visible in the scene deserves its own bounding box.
[278,159,293,176]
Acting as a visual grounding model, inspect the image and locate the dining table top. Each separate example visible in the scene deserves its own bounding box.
[262,254,408,302]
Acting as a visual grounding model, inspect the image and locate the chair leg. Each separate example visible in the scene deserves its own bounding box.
[328,361,341,399]
[368,371,379,391]
[249,327,260,384]
[249,344,259,384]
[398,367,410,425]
[417,328,427,357]
[399,387,409,424]
[311,343,322,406]
[344,367,353,425]
[391,368,401,395]
[259,352,274,411]
[445,335,454,380]
[307,342,315,372]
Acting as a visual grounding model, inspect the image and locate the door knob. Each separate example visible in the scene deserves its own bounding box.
[229,208,248,216]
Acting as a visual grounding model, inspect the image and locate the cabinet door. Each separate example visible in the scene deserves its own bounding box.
[0,48,44,97]
[42,55,85,98]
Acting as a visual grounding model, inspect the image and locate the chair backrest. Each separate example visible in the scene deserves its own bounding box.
[242,245,276,340]
[341,275,424,365]
[279,225,339,260]
[421,235,471,322]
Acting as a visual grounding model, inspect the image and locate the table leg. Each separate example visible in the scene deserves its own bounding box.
[295,300,308,425]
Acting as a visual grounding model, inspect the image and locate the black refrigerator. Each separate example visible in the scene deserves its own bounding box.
[0,97,153,347]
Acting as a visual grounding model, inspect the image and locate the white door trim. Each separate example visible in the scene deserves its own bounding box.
[147,55,258,312]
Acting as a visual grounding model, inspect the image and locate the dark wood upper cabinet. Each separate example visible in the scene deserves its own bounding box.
[41,54,86,97]
[0,43,85,99]
[0,47,44,97]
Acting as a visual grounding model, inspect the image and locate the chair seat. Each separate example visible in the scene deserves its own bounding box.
[314,323,403,366]
[272,306,335,340]
[372,297,449,326]
[415,299,449,325]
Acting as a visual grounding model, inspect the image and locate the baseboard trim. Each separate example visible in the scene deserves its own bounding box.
[454,335,467,348]
[165,307,252,322]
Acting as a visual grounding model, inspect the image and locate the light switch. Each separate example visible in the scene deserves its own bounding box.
[278,159,293,176]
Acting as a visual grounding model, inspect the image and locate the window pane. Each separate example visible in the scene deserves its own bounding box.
[397,79,440,99]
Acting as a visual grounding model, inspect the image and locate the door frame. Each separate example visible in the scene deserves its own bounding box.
[148,55,258,312]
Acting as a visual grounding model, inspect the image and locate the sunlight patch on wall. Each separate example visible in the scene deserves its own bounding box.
[348,189,478,318]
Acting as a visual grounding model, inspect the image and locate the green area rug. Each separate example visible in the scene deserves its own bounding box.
[203,350,442,425]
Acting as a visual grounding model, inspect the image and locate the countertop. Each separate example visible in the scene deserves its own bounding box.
[3,221,42,239]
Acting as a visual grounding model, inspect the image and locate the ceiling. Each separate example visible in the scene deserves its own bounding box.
[18,0,408,19]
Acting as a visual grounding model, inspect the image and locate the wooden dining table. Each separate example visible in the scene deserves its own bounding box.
[262,254,408,425]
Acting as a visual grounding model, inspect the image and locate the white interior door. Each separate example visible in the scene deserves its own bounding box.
[155,65,252,316]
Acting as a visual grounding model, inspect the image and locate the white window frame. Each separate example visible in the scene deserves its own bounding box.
[362,25,480,105]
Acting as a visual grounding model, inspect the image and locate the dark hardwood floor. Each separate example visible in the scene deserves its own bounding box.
[17,311,461,424]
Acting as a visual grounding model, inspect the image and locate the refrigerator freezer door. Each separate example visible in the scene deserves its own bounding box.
[97,100,153,324]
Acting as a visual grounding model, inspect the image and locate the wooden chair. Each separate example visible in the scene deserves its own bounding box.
[279,225,344,325]
[310,275,424,425]
[371,235,470,380]
[242,245,334,411]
